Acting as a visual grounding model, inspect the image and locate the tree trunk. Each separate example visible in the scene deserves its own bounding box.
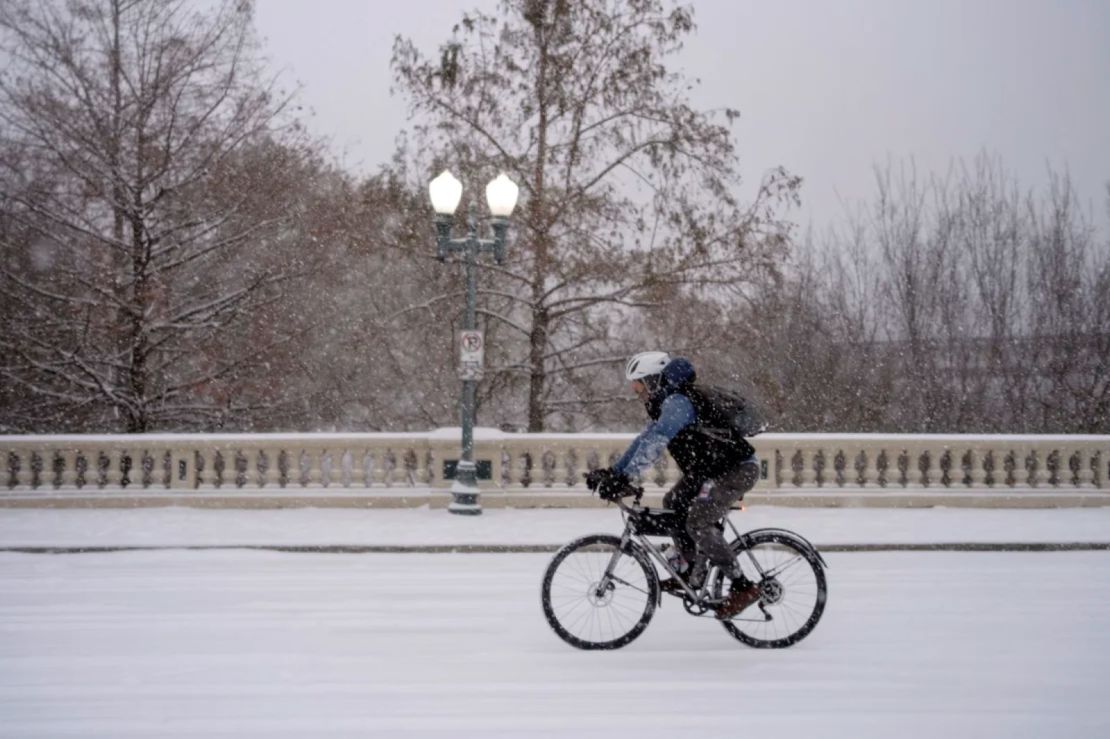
[526,18,550,432]
[527,304,548,431]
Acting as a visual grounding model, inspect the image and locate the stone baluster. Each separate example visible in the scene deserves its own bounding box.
[505,446,521,487]
[230,450,244,488]
[848,448,865,487]
[133,451,148,488]
[103,449,125,488]
[904,448,923,488]
[326,450,342,487]
[814,448,830,487]
[157,450,169,488]
[490,445,505,489]
[1065,449,1081,488]
[210,451,226,488]
[368,451,384,486]
[532,448,548,487]
[192,451,209,489]
[533,447,549,486]
[1070,446,1087,486]
[1061,448,1077,488]
[40,450,55,489]
[1075,448,1094,489]
[825,447,842,487]
[888,449,904,487]
[253,449,267,488]
[348,449,367,488]
[799,448,818,487]
[863,449,881,487]
[223,450,236,488]
[414,447,432,485]
[968,448,987,488]
[148,450,164,488]
[782,450,798,487]
[11,451,31,489]
[920,449,939,488]
[259,449,278,488]
[305,449,325,488]
[209,450,225,488]
[60,450,79,489]
[1013,447,1029,487]
[1028,448,1049,488]
[1048,449,1063,487]
[550,447,569,488]
[526,445,545,487]
[495,448,513,487]
[386,450,401,486]
[333,449,349,487]
[239,449,255,488]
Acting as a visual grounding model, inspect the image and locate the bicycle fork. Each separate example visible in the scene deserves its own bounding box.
[593,528,636,598]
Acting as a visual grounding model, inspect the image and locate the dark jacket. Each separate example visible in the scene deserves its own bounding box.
[647,358,756,484]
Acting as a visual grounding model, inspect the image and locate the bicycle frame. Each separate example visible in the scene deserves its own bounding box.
[601,494,828,607]
[605,496,730,605]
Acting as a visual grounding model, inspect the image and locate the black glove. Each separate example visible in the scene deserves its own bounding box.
[598,473,631,501]
[586,467,631,501]
[585,468,611,492]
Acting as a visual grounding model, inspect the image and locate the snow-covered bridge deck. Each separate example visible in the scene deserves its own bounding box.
[1,507,1108,737]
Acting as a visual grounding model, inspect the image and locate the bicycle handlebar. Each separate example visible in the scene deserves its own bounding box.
[607,483,644,510]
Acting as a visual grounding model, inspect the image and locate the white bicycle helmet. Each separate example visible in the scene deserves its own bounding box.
[625,351,670,381]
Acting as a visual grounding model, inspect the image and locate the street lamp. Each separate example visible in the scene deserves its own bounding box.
[429,170,519,515]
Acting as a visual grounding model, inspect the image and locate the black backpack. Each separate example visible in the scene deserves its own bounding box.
[685,384,768,443]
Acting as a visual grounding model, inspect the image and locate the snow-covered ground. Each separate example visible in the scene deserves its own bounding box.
[1,507,1109,737]
[2,505,1110,548]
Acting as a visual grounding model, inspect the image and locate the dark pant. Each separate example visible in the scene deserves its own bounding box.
[662,460,760,579]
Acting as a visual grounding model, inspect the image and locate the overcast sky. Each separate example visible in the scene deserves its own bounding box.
[253,0,1110,234]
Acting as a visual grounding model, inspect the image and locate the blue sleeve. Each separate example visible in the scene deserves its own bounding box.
[612,394,696,478]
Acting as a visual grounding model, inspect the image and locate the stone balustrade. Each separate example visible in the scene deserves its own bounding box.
[2,430,1107,495]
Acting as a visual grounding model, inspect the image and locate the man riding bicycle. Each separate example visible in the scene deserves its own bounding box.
[587,352,762,619]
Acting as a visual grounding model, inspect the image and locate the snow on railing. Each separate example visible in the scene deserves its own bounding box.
[1,430,1107,493]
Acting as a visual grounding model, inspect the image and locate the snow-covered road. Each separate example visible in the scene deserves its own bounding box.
[2,545,1108,737]
[3,505,1110,548]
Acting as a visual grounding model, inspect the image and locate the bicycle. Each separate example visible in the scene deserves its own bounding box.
[541,483,828,650]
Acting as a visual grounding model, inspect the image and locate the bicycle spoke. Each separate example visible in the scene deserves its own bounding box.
[607,574,650,596]
[542,535,657,650]
[763,554,805,579]
[720,534,826,648]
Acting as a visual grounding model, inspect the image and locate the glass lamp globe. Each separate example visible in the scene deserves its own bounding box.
[429,170,463,215]
[485,173,519,217]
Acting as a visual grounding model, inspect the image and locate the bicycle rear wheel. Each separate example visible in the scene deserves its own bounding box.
[541,534,659,650]
[716,530,827,648]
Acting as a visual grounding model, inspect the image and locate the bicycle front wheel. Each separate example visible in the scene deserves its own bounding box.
[541,534,659,650]
[717,530,827,648]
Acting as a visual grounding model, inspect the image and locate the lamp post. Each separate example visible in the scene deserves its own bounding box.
[429,170,519,515]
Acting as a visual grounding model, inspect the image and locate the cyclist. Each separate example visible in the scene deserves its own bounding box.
[587,351,762,619]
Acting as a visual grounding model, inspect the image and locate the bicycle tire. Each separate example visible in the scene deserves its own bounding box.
[717,530,827,648]
[541,533,659,650]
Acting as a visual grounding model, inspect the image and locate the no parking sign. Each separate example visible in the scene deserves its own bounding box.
[459,330,484,380]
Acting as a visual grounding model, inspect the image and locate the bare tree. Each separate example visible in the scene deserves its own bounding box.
[775,155,1109,434]
[1025,172,1109,431]
[0,0,302,431]
[392,0,797,431]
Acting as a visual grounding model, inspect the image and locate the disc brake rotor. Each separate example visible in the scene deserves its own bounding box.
[586,581,615,606]
[760,577,785,605]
